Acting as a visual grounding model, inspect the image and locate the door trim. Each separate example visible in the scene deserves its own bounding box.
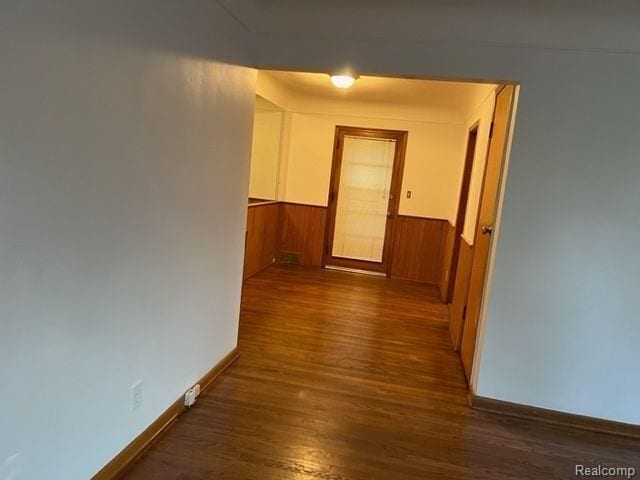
[322,126,408,276]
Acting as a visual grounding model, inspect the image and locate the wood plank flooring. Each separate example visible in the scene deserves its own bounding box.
[123,264,639,479]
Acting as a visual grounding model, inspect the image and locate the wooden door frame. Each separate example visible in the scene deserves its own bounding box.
[322,126,408,276]
[463,84,519,390]
[446,123,479,303]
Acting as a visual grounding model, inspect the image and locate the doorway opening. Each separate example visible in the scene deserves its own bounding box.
[323,127,407,275]
[242,69,519,391]
[459,85,516,383]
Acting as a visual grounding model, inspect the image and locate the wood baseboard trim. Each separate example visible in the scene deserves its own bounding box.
[92,347,240,480]
[243,259,277,280]
[198,347,239,396]
[389,275,439,286]
[469,393,640,439]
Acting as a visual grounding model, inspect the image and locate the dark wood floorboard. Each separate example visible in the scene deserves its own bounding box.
[123,264,639,480]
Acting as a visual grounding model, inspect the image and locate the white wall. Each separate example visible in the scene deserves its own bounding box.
[249,109,283,200]
[254,31,640,424]
[461,91,496,244]
[256,73,475,220]
[0,2,255,479]
[284,111,465,221]
[257,73,494,221]
[3,11,639,480]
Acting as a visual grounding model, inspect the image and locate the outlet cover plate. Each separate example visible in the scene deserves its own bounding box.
[131,380,143,412]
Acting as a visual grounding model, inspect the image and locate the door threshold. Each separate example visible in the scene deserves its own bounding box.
[324,265,387,277]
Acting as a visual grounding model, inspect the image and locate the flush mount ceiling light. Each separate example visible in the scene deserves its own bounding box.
[329,73,358,89]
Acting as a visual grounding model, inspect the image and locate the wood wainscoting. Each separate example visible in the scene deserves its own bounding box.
[449,236,474,350]
[278,202,328,267]
[244,204,454,286]
[244,202,280,279]
[389,215,448,284]
[438,221,456,301]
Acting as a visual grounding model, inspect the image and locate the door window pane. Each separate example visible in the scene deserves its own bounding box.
[332,136,396,262]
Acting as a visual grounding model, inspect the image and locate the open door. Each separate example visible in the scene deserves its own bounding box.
[460,85,516,383]
[323,126,407,275]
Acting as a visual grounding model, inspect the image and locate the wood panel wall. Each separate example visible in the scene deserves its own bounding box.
[438,221,456,301]
[244,204,457,290]
[449,237,474,351]
[278,202,328,267]
[244,202,280,279]
[389,215,447,284]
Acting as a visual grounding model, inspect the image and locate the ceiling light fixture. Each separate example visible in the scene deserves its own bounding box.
[330,74,358,89]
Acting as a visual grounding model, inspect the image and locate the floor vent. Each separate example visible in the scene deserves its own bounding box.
[280,251,301,264]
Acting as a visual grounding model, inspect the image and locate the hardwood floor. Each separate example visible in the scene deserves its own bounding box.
[123,264,639,480]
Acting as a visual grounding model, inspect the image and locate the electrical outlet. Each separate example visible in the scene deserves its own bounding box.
[406,190,412,199]
[184,383,201,408]
[131,380,142,412]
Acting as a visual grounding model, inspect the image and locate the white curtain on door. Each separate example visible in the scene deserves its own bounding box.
[332,135,396,262]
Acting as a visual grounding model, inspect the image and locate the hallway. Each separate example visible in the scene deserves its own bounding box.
[124,265,639,479]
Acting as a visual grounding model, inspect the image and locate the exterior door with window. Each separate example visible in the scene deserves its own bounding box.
[323,127,407,274]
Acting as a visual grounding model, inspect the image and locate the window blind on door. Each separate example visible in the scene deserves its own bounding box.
[332,135,396,262]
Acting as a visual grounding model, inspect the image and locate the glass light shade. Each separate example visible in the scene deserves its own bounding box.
[330,74,357,89]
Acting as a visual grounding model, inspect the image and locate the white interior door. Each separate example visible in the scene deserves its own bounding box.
[332,135,396,262]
